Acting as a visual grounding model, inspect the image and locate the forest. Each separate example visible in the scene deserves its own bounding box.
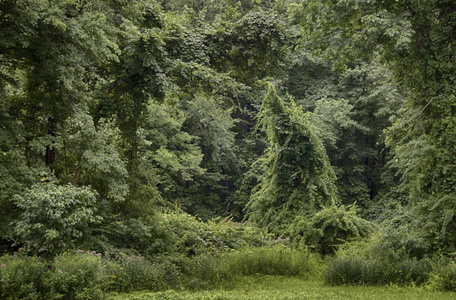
[1,0,456,299]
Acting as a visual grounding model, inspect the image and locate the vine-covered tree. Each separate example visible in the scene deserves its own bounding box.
[247,84,339,233]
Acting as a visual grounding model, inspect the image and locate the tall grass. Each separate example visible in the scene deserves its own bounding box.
[325,256,433,286]
[221,246,321,277]
[178,245,322,289]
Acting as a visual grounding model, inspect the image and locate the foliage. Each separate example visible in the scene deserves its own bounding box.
[389,134,456,253]
[13,183,100,257]
[293,0,456,254]
[325,255,433,287]
[288,205,375,255]
[46,252,107,300]
[80,211,269,259]
[112,254,182,293]
[60,109,129,203]
[428,254,456,292]
[177,94,238,218]
[121,101,204,217]
[284,51,403,207]
[323,221,437,286]
[209,11,288,85]
[0,251,48,300]
[0,250,182,299]
[0,246,321,298]
[247,84,338,233]
[160,212,268,257]
[2,5,456,300]
[220,246,322,278]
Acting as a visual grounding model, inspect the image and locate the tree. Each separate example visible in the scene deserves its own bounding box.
[285,52,402,208]
[293,0,456,253]
[0,0,122,250]
[247,84,338,233]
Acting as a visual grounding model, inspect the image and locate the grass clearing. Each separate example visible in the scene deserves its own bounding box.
[110,276,455,300]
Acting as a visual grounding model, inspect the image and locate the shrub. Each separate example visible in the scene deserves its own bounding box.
[45,251,107,300]
[0,250,187,298]
[324,226,435,287]
[427,255,456,292]
[13,183,100,257]
[112,254,182,292]
[0,246,324,298]
[100,217,171,257]
[90,212,269,259]
[288,204,375,255]
[160,212,268,257]
[0,252,48,300]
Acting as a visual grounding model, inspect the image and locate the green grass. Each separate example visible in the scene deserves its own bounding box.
[109,276,455,300]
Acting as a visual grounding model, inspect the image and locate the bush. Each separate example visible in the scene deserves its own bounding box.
[428,255,456,292]
[160,212,268,257]
[45,251,108,299]
[89,212,269,259]
[0,251,48,300]
[112,254,182,292]
[0,250,187,299]
[0,245,324,298]
[100,217,170,257]
[13,183,100,257]
[323,224,435,287]
[288,205,375,255]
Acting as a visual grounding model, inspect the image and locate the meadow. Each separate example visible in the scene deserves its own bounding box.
[111,276,456,300]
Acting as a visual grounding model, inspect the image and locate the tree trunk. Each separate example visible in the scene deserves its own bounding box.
[45,117,56,166]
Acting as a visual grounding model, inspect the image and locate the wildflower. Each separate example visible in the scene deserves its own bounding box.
[58,270,63,274]
[1,264,5,268]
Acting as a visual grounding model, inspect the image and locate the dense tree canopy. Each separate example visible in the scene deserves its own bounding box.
[1,0,455,260]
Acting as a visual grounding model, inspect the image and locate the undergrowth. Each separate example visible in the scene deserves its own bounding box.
[0,245,320,299]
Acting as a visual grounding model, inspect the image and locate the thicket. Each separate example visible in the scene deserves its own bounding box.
[0,215,322,299]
